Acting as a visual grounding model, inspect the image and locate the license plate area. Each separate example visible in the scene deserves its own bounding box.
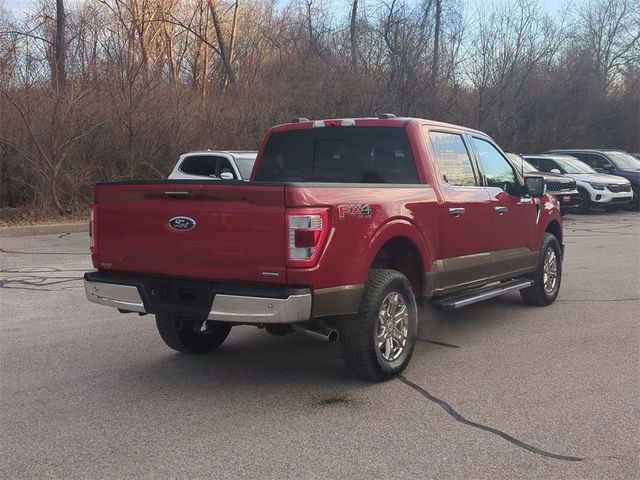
[142,278,215,318]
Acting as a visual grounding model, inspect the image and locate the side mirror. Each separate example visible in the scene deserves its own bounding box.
[524,176,545,197]
[220,172,234,180]
[602,164,615,172]
[550,168,561,174]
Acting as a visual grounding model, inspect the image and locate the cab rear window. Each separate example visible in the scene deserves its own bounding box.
[254,127,419,183]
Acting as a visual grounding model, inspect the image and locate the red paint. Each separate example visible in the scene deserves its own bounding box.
[91,117,561,291]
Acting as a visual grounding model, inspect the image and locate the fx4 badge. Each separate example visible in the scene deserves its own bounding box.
[338,203,372,219]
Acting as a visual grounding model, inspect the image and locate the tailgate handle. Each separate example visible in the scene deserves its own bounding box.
[164,191,192,197]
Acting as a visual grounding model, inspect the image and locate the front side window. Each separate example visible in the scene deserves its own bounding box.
[606,151,640,170]
[217,158,238,179]
[471,138,517,191]
[555,158,596,174]
[573,153,608,169]
[428,131,477,186]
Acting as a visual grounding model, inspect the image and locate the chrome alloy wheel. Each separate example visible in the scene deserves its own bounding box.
[542,247,558,294]
[376,292,409,362]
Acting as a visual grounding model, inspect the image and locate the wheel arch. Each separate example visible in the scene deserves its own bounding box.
[544,219,563,254]
[364,220,431,296]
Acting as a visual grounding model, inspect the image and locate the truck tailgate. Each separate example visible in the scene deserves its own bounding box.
[93,182,286,284]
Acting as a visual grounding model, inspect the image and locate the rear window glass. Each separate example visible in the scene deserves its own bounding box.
[179,155,218,176]
[254,127,419,183]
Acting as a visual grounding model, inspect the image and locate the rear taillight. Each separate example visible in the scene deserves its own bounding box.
[89,203,97,254]
[287,208,330,267]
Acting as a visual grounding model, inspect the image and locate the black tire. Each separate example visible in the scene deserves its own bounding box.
[576,189,591,213]
[520,233,562,306]
[339,269,418,381]
[603,205,619,212]
[155,315,231,353]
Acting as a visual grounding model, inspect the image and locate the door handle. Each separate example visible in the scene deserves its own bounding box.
[494,206,508,215]
[164,191,193,197]
[448,207,466,217]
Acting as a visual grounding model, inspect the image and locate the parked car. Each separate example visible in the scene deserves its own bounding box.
[524,154,633,212]
[546,149,640,210]
[168,150,257,181]
[506,153,580,214]
[85,116,564,381]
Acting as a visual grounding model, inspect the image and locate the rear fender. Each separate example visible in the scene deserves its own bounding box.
[362,219,432,283]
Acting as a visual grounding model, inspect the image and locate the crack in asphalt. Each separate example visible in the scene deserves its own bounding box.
[0,267,87,273]
[0,275,83,291]
[398,375,584,462]
[557,298,639,303]
[417,338,461,348]
[0,248,85,255]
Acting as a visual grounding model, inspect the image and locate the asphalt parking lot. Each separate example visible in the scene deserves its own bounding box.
[1,211,638,479]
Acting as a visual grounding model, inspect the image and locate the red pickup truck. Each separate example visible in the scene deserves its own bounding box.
[85,116,563,381]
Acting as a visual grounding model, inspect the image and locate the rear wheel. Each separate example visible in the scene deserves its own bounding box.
[339,269,418,381]
[521,233,562,306]
[155,315,231,353]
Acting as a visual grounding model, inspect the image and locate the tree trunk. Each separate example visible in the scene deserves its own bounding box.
[209,0,236,89]
[223,1,240,91]
[54,0,66,92]
[350,0,358,71]
[431,0,441,87]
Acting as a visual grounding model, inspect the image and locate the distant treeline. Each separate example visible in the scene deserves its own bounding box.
[1,0,638,216]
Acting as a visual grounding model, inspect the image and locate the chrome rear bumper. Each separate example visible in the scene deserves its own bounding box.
[84,278,312,324]
[85,281,146,313]
[207,294,311,323]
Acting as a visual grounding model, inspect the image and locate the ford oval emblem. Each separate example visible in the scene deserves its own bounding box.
[169,216,196,231]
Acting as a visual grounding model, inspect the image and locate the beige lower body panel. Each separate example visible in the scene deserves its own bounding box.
[312,284,364,317]
[425,248,538,298]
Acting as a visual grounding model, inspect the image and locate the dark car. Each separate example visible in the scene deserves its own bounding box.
[506,153,580,214]
[546,149,640,210]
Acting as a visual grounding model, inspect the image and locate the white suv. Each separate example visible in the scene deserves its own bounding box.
[168,150,257,181]
[524,154,633,211]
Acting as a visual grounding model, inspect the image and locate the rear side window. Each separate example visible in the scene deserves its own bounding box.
[527,158,559,173]
[428,131,477,186]
[179,155,219,177]
[254,127,419,183]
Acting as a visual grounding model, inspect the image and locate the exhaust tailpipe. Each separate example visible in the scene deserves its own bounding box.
[292,324,339,343]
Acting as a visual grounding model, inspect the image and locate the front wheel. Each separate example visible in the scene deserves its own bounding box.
[576,189,591,213]
[155,315,231,353]
[339,269,418,381]
[630,186,639,211]
[520,233,562,306]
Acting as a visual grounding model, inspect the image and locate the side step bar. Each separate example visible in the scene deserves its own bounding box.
[432,278,533,310]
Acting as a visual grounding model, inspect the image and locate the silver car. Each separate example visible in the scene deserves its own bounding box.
[168,150,257,181]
